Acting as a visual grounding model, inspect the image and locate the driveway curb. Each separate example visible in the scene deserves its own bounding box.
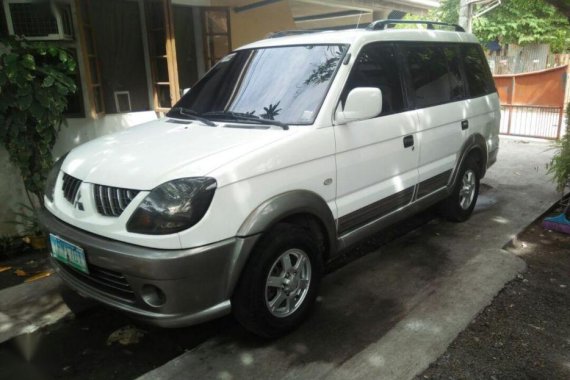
[326,249,526,380]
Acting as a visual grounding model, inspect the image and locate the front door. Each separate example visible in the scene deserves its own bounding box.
[334,43,420,235]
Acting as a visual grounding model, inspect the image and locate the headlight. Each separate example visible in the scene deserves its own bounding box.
[44,153,68,202]
[126,177,217,235]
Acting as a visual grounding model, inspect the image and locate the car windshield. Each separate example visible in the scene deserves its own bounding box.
[169,44,348,125]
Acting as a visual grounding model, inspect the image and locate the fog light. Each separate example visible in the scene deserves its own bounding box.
[141,284,166,307]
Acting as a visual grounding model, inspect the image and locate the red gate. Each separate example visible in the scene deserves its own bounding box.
[494,65,567,139]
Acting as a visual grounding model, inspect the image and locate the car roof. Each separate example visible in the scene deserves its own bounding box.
[237,28,480,50]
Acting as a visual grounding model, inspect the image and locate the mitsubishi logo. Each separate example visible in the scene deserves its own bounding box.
[74,190,85,211]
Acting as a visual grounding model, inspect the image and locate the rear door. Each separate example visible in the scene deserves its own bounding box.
[460,44,500,158]
[400,43,467,199]
[334,42,419,235]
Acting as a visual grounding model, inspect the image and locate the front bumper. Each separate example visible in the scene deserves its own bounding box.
[39,210,259,327]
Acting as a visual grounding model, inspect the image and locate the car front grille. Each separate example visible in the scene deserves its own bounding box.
[94,184,140,217]
[62,173,82,204]
[56,260,136,302]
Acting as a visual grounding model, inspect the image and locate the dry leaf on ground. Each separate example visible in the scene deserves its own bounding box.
[106,325,145,346]
[14,269,28,277]
[24,270,54,283]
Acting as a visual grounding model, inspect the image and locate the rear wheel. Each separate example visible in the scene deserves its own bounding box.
[440,157,480,222]
[232,223,323,338]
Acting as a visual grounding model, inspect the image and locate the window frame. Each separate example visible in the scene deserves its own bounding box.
[144,0,180,113]
[459,43,497,99]
[76,0,105,118]
[337,41,411,119]
[201,7,231,70]
[442,44,468,102]
[398,42,465,110]
[397,41,497,111]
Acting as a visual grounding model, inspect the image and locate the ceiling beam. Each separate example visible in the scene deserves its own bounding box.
[294,0,437,15]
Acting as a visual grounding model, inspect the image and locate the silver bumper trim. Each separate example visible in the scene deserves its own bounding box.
[40,209,259,327]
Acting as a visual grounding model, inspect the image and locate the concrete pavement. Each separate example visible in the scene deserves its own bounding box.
[0,275,69,344]
[139,136,559,380]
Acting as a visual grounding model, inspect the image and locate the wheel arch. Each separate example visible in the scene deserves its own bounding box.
[451,134,488,188]
[236,190,337,257]
[225,190,336,299]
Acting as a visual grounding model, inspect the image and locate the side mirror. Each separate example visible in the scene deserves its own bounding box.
[182,88,191,95]
[335,87,382,125]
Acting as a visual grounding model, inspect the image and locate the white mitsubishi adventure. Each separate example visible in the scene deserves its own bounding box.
[41,20,500,338]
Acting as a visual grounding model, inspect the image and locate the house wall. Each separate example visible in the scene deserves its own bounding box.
[0,0,296,236]
[227,0,296,49]
[0,112,157,236]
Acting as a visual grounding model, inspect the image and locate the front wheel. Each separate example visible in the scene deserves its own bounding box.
[440,157,480,222]
[232,223,323,338]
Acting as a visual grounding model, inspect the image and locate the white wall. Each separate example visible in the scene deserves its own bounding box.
[0,111,157,236]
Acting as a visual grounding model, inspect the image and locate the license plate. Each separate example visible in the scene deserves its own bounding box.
[49,234,89,274]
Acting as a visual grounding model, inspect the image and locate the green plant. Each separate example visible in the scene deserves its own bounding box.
[473,0,570,52]
[0,36,77,209]
[547,103,570,192]
[405,0,570,53]
[6,202,43,236]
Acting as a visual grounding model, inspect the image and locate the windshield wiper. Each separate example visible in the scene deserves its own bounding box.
[167,107,216,127]
[203,111,289,130]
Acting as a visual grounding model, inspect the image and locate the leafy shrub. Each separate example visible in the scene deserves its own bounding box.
[0,37,77,207]
[548,103,570,192]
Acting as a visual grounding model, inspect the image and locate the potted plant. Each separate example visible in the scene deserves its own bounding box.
[0,36,77,242]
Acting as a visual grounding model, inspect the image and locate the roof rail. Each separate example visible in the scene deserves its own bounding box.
[266,30,323,39]
[367,19,465,32]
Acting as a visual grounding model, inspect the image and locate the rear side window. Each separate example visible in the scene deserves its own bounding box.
[443,46,466,101]
[461,44,495,98]
[341,43,405,116]
[403,45,455,108]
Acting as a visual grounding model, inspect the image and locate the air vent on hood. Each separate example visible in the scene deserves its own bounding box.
[166,119,192,125]
[94,184,139,217]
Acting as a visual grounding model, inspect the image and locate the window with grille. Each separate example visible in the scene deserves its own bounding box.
[4,1,73,39]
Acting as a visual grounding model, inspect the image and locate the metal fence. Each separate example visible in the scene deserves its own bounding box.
[500,105,565,140]
[547,53,570,69]
[487,44,550,75]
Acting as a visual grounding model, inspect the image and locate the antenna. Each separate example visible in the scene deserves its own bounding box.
[355,12,363,29]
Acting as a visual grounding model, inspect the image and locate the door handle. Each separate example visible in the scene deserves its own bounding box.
[403,135,414,148]
[461,120,469,130]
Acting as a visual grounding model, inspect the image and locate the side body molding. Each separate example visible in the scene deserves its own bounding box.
[237,190,337,253]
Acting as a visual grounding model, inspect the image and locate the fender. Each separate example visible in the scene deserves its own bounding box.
[224,191,337,298]
[237,190,337,253]
[450,133,488,189]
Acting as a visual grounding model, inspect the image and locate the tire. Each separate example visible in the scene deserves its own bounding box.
[440,156,480,222]
[231,223,323,338]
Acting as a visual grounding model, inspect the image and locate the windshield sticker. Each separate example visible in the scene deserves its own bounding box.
[301,110,314,122]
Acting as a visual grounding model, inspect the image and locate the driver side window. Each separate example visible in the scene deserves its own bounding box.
[341,43,405,117]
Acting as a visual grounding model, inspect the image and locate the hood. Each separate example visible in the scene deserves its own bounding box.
[61,118,289,190]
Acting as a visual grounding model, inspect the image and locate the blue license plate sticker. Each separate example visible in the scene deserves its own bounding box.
[49,234,89,274]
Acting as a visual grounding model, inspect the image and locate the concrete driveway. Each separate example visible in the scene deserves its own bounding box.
[140,137,559,380]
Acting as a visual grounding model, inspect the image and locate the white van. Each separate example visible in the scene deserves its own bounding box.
[41,20,500,337]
